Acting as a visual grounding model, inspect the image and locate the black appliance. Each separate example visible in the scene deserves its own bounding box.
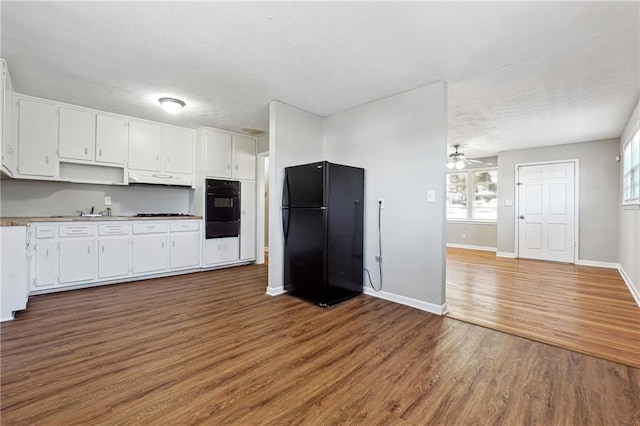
[282,161,364,306]
[205,179,240,239]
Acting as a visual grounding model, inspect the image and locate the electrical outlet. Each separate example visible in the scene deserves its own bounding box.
[426,190,435,203]
[378,198,384,209]
[461,233,466,240]
[375,256,382,262]
[104,196,112,206]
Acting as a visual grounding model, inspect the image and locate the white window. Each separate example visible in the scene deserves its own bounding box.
[447,169,498,221]
[623,129,639,205]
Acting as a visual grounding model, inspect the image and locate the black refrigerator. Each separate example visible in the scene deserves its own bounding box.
[282,161,364,306]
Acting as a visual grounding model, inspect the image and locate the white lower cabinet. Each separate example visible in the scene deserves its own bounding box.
[1,226,27,321]
[33,238,56,288]
[240,181,256,261]
[204,237,239,266]
[170,232,200,269]
[58,238,95,284]
[132,234,167,274]
[99,237,131,279]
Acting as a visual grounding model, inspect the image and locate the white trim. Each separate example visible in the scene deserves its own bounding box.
[496,251,517,258]
[446,243,496,252]
[266,286,286,296]
[446,220,497,226]
[575,259,619,269]
[618,265,640,308]
[256,152,268,265]
[363,287,448,315]
[515,159,580,264]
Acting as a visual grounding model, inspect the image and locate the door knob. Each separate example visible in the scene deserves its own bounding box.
[519,215,525,219]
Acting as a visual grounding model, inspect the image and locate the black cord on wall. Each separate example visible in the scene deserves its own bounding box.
[364,200,383,291]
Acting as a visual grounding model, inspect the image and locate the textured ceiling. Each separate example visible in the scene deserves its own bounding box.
[1,1,638,157]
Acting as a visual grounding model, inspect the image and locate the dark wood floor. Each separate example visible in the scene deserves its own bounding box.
[446,248,640,368]
[2,263,640,424]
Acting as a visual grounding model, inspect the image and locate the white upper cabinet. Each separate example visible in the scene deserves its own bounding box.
[17,98,57,177]
[205,129,233,178]
[1,59,15,175]
[163,126,193,174]
[128,120,162,171]
[202,128,256,181]
[233,135,256,180]
[96,114,127,165]
[58,106,95,161]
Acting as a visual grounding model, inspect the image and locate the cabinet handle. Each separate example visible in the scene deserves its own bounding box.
[99,149,102,157]
[162,241,165,248]
[46,249,49,257]
[87,246,91,254]
[172,241,175,247]
[242,210,245,216]
[167,157,170,163]
[227,164,231,169]
[218,245,221,251]
[235,165,238,170]
[45,156,50,164]
[156,155,160,161]
[85,147,88,155]
[102,245,104,253]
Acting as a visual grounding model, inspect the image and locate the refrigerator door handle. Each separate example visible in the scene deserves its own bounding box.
[282,173,290,207]
[282,208,290,240]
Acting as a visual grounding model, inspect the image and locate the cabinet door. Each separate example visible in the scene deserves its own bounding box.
[98,237,130,279]
[163,126,193,174]
[232,135,256,180]
[222,237,239,263]
[17,98,56,177]
[203,239,223,266]
[132,234,167,274]
[59,238,95,284]
[33,239,56,288]
[128,121,162,171]
[170,232,200,269]
[1,61,15,174]
[1,226,27,319]
[205,129,232,178]
[58,107,95,161]
[96,114,127,165]
[240,181,256,260]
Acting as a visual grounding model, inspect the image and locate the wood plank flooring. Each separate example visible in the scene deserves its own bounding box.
[2,263,640,424]
[446,247,640,368]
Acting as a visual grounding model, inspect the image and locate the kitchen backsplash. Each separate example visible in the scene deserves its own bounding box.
[0,179,192,217]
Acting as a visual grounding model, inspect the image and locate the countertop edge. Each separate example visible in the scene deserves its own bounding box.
[1,216,203,226]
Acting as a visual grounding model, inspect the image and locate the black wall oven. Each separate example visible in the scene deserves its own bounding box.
[205,179,240,239]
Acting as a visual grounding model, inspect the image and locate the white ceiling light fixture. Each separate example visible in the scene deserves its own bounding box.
[159,97,185,114]
[448,144,493,170]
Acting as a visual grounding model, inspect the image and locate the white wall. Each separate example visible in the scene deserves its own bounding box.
[619,99,640,303]
[0,179,191,216]
[267,101,324,294]
[447,222,497,249]
[323,82,448,310]
[497,139,620,263]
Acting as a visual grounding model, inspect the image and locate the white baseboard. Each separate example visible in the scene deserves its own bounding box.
[265,286,286,296]
[575,259,619,269]
[618,265,640,308]
[447,243,496,252]
[363,287,447,315]
[496,252,516,258]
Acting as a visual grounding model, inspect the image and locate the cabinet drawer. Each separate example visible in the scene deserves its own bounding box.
[36,225,55,239]
[59,225,95,237]
[169,221,200,232]
[99,224,129,235]
[133,223,168,234]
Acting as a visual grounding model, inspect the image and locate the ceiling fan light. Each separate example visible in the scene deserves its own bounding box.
[447,161,455,170]
[159,97,185,114]
[455,160,465,170]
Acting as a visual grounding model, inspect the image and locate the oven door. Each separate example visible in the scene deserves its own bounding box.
[206,192,240,223]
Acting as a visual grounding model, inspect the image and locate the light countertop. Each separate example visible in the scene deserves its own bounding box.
[1,216,203,226]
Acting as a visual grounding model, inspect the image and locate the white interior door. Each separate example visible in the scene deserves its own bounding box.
[517,162,576,263]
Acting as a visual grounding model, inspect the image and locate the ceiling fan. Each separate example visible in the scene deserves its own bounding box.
[447,144,493,170]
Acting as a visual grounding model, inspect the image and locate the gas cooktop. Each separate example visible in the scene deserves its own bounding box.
[135,213,194,217]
